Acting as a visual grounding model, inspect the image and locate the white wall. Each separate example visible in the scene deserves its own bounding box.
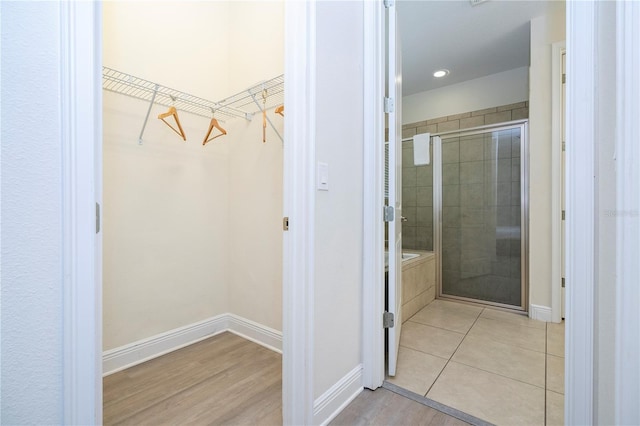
[103,1,284,349]
[528,1,565,310]
[402,67,529,124]
[1,2,64,423]
[313,0,364,401]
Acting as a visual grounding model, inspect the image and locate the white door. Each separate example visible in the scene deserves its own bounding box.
[387,0,403,377]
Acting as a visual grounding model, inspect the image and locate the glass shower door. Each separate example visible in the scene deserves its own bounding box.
[437,124,526,309]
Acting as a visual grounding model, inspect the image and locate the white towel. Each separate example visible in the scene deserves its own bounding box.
[413,133,430,165]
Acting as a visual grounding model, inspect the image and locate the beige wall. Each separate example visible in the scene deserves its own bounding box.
[528,2,566,310]
[103,1,283,350]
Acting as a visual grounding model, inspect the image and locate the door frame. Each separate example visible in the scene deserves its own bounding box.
[61,1,313,424]
[61,2,103,423]
[551,40,566,324]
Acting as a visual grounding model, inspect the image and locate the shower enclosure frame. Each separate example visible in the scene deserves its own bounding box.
[433,120,529,311]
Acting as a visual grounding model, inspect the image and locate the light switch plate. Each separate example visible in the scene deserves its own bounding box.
[317,162,329,191]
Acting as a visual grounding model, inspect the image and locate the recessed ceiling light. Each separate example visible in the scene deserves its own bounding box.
[433,69,450,78]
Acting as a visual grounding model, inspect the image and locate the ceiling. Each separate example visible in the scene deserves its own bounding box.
[398,0,555,96]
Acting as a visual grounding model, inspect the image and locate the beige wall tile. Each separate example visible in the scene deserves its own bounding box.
[426,116,448,125]
[437,119,460,133]
[402,127,417,139]
[447,112,471,121]
[403,120,428,130]
[460,115,485,129]
[511,107,529,120]
[427,362,545,426]
[497,102,527,112]
[485,110,512,125]
[471,107,497,116]
[416,124,438,134]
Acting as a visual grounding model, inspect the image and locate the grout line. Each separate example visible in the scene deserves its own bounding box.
[406,319,469,336]
[423,307,485,397]
[448,359,546,390]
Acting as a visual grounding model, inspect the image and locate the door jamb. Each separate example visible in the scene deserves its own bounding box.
[551,40,566,324]
[361,0,386,390]
[61,1,102,423]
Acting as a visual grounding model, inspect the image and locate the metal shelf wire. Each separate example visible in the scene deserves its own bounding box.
[102,66,284,120]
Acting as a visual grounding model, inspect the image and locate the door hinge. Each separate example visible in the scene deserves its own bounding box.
[384,205,395,222]
[383,0,395,8]
[96,202,101,234]
[562,73,566,84]
[283,216,289,231]
[384,97,395,114]
[383,311,395,328]
[562,141,566,152]
[562,210,565,221]
[562,277,565,288]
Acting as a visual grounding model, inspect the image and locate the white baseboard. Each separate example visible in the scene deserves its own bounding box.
[227,313,283,354]
[529,304,552,322]
[103,314,282,376]
[313,364,363,426]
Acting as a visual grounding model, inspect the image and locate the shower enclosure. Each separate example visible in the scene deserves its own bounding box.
[433,121,528,310]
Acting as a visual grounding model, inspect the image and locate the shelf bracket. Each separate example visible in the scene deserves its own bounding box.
[250,92,284,144]
[138,84,159,145]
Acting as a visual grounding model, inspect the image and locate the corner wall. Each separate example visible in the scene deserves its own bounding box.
[528,1,565,311]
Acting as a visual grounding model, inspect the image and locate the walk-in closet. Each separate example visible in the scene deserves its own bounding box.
[100,2,285,422]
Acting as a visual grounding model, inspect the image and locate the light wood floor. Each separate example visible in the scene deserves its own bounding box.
[104,331,468,425]
[103,332,282,425]
[331,388,469,425]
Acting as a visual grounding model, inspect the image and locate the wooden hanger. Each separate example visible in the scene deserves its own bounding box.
[202,117,227,146]
[157,106,186,141]
[275,105,284,116]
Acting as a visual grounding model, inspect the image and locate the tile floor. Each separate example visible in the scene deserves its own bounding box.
[387,299,565,426]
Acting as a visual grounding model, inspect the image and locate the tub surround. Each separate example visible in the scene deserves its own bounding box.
[401,251,436,322]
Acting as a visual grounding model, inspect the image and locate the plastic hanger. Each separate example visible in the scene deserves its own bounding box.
[157,105,186,141]
[202,114,227,146]
[275,105,284,117]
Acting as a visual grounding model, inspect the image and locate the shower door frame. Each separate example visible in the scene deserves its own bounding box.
[433,120,529,311]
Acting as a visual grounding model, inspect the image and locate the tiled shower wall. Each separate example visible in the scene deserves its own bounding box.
[400,101,529,251]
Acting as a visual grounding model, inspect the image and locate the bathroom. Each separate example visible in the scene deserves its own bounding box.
[385,1,566,424]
